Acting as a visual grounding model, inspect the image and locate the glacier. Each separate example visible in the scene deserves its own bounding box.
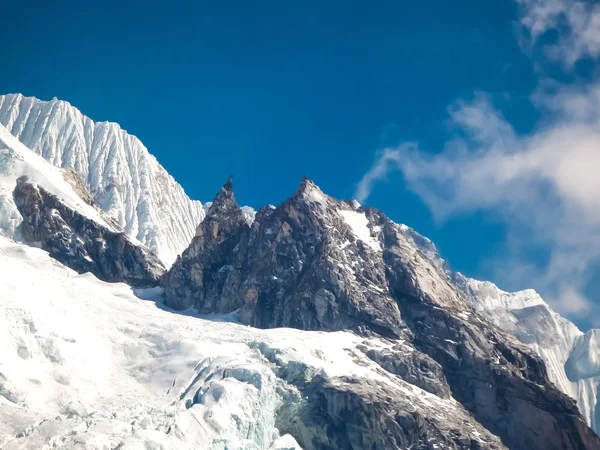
[0,235,298,449]
[0,94,205,266]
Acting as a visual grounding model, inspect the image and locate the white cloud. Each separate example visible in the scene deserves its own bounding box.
[356,0,600,319]
[357,90,600,317]
[516,0,600,67]
[355,144,415,204]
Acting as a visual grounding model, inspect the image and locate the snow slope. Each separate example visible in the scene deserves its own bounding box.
[0,235,502,450]
[0,94,205,265]
[339,209,381,252]
[0,236,296,449]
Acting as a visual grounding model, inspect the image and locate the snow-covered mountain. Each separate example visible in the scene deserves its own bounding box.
[0,122,165,287]
[0,122,119,237]
[1,93,600,449]
[0,94,205,266]
[3,175,599,449]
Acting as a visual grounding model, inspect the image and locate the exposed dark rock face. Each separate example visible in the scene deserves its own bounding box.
[163,178,600,450]
[252,341,507,450]
[289,377,505,450]
[163,175,250,310]
[164,178,407,338]
[13,176,165,287]
[357,341,451,398]
[385,256,593,450]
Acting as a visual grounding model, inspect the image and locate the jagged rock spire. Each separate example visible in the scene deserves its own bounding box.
[163,175,250,311]
[294,176,317,195]
[289,177,329,208]
[207,175,239,218]
[224,174,233,192]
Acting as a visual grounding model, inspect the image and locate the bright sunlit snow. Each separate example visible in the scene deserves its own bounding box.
[338,209,380,252]
[0,235,301,449]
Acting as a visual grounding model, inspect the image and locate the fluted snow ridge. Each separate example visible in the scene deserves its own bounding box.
[0,94,204,266]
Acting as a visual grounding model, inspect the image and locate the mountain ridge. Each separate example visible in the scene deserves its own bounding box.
[1,93,600,448]
[162,177,599,449]
[0,93,205,266]
[0,121,166,287]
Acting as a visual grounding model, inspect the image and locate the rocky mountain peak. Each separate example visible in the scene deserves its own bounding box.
[224,174,233,190]
[3,95,600,448]
[205,175,240,219]
[161,178,600,450]
[164,178,251,311]
[290,176,329,205]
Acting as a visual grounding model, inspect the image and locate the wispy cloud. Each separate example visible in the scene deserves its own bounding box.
[516,0,600,67]
[355,144,414,204]
[356,0,600,320]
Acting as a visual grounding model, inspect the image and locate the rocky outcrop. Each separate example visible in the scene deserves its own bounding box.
[163,178,600,450]
[162,176,250,309]
[387,260,593,450]
[454,272,600,433]
[13,176,165,287]
[164,178,407,338]
[287,377,505,450]
[358,341,451,398]
[252,341,507,450]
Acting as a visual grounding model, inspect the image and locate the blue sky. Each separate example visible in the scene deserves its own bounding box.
[2,1,599,328]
